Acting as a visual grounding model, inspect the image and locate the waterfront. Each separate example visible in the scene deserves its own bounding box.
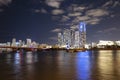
[0,50,120,80]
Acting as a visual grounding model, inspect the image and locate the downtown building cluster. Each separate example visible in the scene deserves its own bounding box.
[0,38,51,48]
[3,38,39,48]
[58,22,86,48]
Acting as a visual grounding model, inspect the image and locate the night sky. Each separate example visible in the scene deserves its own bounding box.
[0,0,120,44]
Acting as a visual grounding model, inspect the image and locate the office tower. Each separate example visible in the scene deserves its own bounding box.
[19,40,22,47]
[70,29,75,47]
[7,42,11,46]
[58,32,63,46]
[11,38,17,47]
[79,22,86,47]
[57,22,86,48]
[26,38,32,47]
[74,31,80,48]
[63,29,71,47]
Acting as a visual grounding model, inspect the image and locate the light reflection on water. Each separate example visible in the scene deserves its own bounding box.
[75,51,91,80]
[0,50,120,80]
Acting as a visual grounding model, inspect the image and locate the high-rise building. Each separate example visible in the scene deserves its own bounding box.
[11,38,17,47]
[79,22,86,47]
[58,32,63,46]
[74,31,80,48]
[63,29,71,47]
[26,38,32,47]
[57,22,86,48]
[70,29,75,47]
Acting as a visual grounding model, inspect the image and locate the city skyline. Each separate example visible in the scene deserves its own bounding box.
[0,0,120,44]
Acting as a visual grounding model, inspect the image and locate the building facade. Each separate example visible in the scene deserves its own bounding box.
[58,22,86,48]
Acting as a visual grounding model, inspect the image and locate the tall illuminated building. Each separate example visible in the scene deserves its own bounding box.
[26,38,32,47]
[57,22,86,48]
[70,29,75,47]
[79,22,86,47]
[58,32,63,46]
[74,31,80,48]
[11,38,17,47]
[63,29,71,47]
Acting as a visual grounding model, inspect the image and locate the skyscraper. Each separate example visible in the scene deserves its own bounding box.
[57,22,86,48]
[58,32,63,46]
[79,22,86,47]
[26,38,32,47]
[11,38,17,47]
[74,31,80,48]
[63,29,71,47]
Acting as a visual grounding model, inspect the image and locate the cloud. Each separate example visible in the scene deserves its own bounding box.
[34,8,48,14]
[51,28,62,32]
[86,9,109,17]
[41,8,48,13]
[112,1,120,7]
[52,16,61,21]
[102,0,120,8]
[34,9,41,13]
[73,6,87,12]
[67,4,87,12]
[60,15,70,22]
[70,25,78,29]
[102,0,113,8]
[51,9,64,15]
[97,27,117,33]
[86,18,101,25]
[45,0,64,8]
[68,12,82,17]
[0,0,12,6]
[72,16,90,24]
[49,37,58,41]
[51,0,117,26]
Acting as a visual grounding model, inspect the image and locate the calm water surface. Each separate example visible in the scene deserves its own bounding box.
[0,50,120,80]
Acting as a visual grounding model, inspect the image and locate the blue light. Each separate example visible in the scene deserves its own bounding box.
[75,51,91,80]
[79,22,86,32]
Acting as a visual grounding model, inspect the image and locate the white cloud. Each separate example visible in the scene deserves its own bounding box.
[51,1,116,26]
[52,16,61,21]
[102,0,120,8]
[49,37,58,41]
[76,16,90,21]
[72,16,90,24]
[73,6,87,11]
[0,0,12,6]
[70,25,78,29]
[102,0,113,8]
[51,28,62,32]
[68,12,82,17]
[34,8,48,14]
[97,27,117,33]
[86,18,101,25]
[60,15,70,22]
[41,8,47,13]
[34,9,41,13]
[67,4,87,12]
[45,0,63,8]
[86,9,109,17]
[113,1,120,7]
[52,9,64,15]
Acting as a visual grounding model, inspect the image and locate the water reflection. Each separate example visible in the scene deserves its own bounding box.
[93,50,120,80]
[0,50,120,80]
[26,52,33,64]
[75,51,91,80]
[14,52,21,64]
[6,53,12,64]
